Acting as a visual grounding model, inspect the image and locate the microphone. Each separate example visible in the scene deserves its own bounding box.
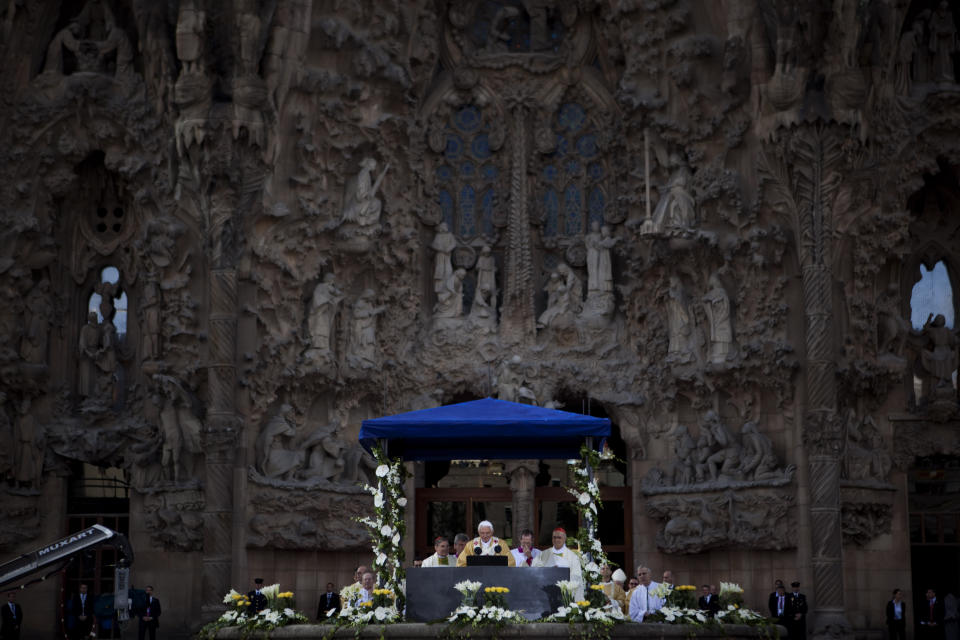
[473,545,482,555]
[493,544,502,554]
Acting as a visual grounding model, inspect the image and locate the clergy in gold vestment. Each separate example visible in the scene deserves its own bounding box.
[456,520,516,567]
[600,564,629,613]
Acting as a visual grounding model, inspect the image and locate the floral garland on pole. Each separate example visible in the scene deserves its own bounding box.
[357,444,407,613]
[566,443,611,583]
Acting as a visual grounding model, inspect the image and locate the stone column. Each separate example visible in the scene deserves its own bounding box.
[500,105,535,344]
[505,460,538,537]
[761,126,851,640]
[201,266,239,613]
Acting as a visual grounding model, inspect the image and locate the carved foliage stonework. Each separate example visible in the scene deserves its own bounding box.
[646,489,797,554]
[247,485,371,551]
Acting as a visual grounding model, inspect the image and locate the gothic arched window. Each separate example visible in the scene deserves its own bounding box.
[436,106,498,241]
[541,102,606,239]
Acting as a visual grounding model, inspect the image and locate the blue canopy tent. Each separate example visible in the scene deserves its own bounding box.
[359,397,610,461]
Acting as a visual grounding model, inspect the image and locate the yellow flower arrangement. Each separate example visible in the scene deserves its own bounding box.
[360,601,373,608]
[576,600,591,607]
[590,584,604,591]
[483,586,509,593]
[278,592,294,599]
[676,585,697,591]
[372,589,395,597]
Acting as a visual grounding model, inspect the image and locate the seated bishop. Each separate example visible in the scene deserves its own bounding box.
[421,536,457,567]
[533,527,583,600]
[456,520,516,566]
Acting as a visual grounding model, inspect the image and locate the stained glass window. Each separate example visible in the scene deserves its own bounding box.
[435,106,498,240]
[541,103,607,238]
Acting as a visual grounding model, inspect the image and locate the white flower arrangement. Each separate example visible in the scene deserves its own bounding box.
[719,582,744,597]
[556,579,579,603]
[199,586,306,640]
[454,580,483,596]
[548,600,624,624]
[358,446,407,607]
[650,582,673,600]
[565,445,611,583]
[648,601,771,628]
[448,605,523,625]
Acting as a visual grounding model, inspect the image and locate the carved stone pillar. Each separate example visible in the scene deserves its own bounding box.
[760,127,851,640]
[803,263,847,637]
[501,105,535,344]
[201,266,239,613]
[505,460,538,537]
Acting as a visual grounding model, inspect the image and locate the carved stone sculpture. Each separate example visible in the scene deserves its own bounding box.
[431,223,457,294]
[300,423,345,482]
[645,155,696,235]
[583,223,618,319]
[347,290,386,369]
[41,0,131,78]
[175,0,205,76]
[740,421,782,481]
[154,376,203,484]
[647,490,796,554]
[668,425,696,486]
[19,279,51,366]
[255,404,304,480]
[929,1,957,84]
[470,245,497,326]
[174,0,211,154]
[342,158,388,226]
[895,25,920,96]
[77,312,100,397]
[141,280,162,362]
[644,411,794,493]
[665,276,697,363]
[843,412,892,485]
[585,222,617,296]
[876,284,908,359]
[538,272,565,329]
[14,396,42,489]
[496,355,538,405]
[702,274,733,364]
[912,313,959,405]
[703,410,741,481]
[96,321,118,399]
[434,268,466,319]
[537,263,582,329]
[304,274,343,364]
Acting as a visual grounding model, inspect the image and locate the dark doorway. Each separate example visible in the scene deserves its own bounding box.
[62,463,130,640]
[909,455,960,635]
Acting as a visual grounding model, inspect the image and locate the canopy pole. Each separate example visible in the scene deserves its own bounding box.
[375,437,393,589]
[583,436,596,565]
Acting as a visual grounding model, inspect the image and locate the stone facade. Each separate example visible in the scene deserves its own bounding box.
[0,0,958,639]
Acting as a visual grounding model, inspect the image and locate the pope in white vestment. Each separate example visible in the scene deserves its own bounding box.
[456,520,516,567]
[533,528,583,600]
[421,536,457,567]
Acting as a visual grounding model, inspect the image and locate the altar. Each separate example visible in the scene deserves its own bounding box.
[405,567,569,621]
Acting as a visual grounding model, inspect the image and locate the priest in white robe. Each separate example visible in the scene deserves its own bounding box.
[533,527,583,600]
[420,536,457,567]
[456,520,516,566]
